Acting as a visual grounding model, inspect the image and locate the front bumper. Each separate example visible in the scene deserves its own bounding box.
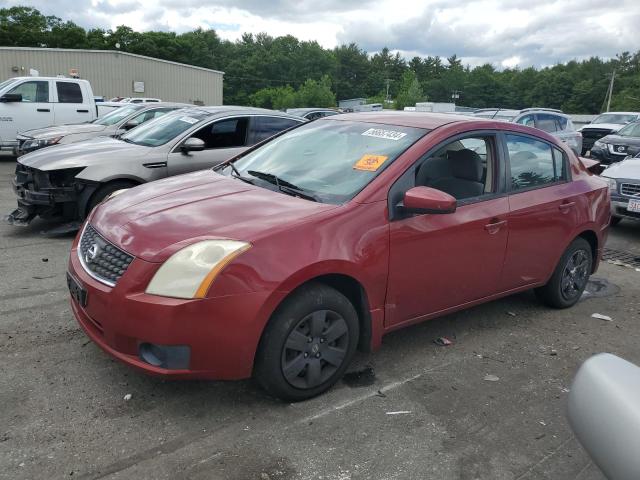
[68,238,272,380]
[610,198,640,221]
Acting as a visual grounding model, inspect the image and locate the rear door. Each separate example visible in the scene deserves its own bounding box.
[247,116,302,145]
[53,81,92,124]
[167,116,249,176]
[4,79,53,138]
[499,133,579,290]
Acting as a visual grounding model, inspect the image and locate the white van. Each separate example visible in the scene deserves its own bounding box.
[0,77,97,152]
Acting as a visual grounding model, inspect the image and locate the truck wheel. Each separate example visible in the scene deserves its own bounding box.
[535,237,592,309]
[254,283,359,401]
[84,180,137,218]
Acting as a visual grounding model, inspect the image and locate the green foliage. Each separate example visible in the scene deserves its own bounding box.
[250,75,335,109]
[394,70,425,110]
[2,6,640,114]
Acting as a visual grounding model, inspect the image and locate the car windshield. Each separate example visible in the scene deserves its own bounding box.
[120,110,210,147]
[93,105,143,126]
[615,122,640,137]
[224,119,426,204]
[592,114,637,124]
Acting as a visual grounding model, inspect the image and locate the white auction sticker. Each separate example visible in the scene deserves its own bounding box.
[179,116,200,124]
[361,128,407,141]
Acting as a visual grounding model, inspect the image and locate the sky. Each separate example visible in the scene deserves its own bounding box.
[3,0,640,68]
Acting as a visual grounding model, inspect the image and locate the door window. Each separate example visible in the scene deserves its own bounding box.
[535,114,561,133]
[414,136,497,202]
[507,134,565,191]
[248,116,300,144]
[516,114,535,127]
[56,82,83,103]
[8,81,49,102]
[190,117,248,149]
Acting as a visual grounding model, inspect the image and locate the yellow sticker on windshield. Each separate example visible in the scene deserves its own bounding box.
[354,154,389,171]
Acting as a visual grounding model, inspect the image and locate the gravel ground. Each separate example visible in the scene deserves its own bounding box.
[1,155,639,480]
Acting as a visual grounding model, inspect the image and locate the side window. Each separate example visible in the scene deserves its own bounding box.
[415,136,496,201]
[536,114,560,133]
[190,117,248,149]
[516,114,535,127]
[507,134,564,191]
[248,116,300,144]
[56,82,83,103]
[8,81,49,102]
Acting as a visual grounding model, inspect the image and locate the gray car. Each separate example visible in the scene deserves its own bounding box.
[7,106,304,227]
[601,153,640,225]
[16,102,189,155]
[286,108,340,120]
[474,108,583,155]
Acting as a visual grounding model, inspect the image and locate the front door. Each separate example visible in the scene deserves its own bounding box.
[167,116,249,176]
[4,79,53,139]
[386,133,509,327]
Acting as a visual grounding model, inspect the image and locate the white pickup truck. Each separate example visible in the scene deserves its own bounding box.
[0,77,98,153]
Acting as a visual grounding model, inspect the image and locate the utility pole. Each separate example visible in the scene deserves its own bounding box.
[604,70,616,113]
[385,78,392,104]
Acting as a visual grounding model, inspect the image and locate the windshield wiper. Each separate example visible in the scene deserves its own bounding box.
[247,170,319,202]
[226,163,254,185]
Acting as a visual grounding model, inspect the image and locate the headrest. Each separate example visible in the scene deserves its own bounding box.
[449,149,483,182]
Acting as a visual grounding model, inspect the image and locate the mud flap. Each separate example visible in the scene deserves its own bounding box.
[4,207,35,226]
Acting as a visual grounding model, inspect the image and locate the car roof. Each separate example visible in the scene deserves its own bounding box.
[596,111,640,115]
[177,106,304,120]
[137,102,191,109]
[325,111,478,129]
[287,108,336,113]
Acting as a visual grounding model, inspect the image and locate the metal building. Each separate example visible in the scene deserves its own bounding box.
[0,47,224,105]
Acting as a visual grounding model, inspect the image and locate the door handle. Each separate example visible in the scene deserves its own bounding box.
[76,109,89,113]
[37,108,50,112]
[559,201,576,213]
[484,219,507,234]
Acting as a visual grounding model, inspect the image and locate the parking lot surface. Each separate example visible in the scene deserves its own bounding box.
[1,155,639,480]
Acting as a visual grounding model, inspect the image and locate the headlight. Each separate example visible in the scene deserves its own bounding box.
[605,177,617,193]
[26,136,63,150]
[145,240,251,299]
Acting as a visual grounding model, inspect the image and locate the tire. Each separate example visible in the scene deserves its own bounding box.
[610,216,622,227]
[84,180,137,218]
[254,283,359,401]
[535,237,593,309]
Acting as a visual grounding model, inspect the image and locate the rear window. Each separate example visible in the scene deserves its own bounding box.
[56,82,83,103]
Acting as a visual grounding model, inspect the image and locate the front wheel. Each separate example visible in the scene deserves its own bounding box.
[254,283,359,401]
[83,180,137,219]
[535,237,593,309]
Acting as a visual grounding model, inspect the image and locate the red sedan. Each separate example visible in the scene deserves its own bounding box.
[67,112,610,400]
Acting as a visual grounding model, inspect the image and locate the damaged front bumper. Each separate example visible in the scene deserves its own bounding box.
[5,164,90,225]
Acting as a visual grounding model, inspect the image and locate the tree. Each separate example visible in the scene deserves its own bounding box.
[395,70,424,110]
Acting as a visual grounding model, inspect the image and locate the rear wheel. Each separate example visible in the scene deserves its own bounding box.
[535,237,593,309]
[255,283,359,401]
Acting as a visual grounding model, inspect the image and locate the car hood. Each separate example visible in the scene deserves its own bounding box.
[91,170,339,262]
[18,137,150,171]
[21,123,107,139]
[580,123,623,132]
[602,158,640,180]
[599,134,640,147]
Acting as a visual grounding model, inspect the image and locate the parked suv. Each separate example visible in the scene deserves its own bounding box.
[474,108,583,155]
[16,102,189,154]
[6,107,304,227]
[579,112,640,155]
[589,121,640,164]
[601,154,640,225]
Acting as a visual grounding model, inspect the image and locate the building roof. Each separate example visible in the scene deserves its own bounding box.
[0,47,224,75]
[329,110,478,129]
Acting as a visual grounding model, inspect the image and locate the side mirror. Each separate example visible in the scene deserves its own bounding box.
[0,93,22,102]
[180,137,205,154]
[123,119,140,131]
[568,354,640,480]
[400,186,457,215]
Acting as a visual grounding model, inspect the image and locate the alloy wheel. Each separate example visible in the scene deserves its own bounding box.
[560,249,590,301]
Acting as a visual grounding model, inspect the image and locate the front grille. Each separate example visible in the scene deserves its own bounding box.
[78,224,134,286]
[621,183,640,197]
